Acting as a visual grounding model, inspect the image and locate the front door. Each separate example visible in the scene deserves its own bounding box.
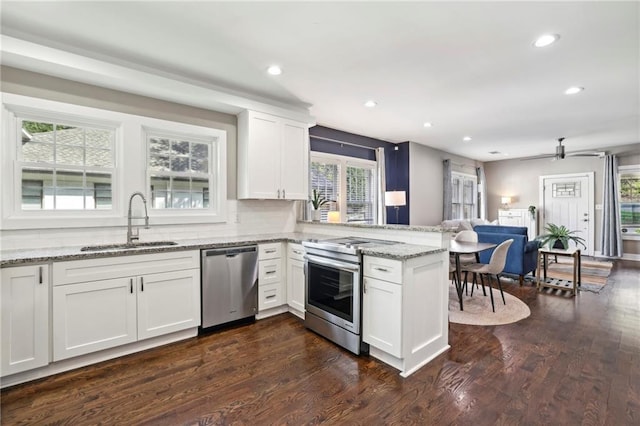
[540,173,594,256]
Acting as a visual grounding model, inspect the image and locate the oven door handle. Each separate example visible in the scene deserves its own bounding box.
[304,254,360,272]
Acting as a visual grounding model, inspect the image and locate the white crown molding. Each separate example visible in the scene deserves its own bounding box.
[1,35,316,124]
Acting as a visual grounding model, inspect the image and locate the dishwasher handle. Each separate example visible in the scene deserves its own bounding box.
[203,245,257,257]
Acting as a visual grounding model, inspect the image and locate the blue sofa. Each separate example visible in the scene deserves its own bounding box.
[473,225,540,284]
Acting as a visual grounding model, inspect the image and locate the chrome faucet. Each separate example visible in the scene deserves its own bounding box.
[127,191,149,244]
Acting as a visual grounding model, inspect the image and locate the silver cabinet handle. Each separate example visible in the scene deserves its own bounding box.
[363,278,367,294]
[293,250,303,255]
[277,189,281,199]
[283,189,286,199]
[39,266,43,284]
[141,276,144,292]
[265,249,276,254]
[266,294,276,299]
[374,267,389,272]
[265,270,276,275]
[130,278,133,294]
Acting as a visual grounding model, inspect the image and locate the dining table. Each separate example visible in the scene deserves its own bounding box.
[449,240,498,311]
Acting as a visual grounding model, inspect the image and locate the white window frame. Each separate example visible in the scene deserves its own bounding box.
[451,172,478,220]
[618,164,640,241]
[142,124,226,223]
[310,152,377,224]
[1,93,227,230]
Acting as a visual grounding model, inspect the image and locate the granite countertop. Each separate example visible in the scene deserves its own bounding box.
[298,220,456,233]
[1,232,447,266]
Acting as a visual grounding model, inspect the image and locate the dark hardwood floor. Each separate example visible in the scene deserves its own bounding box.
[2,260,639,425]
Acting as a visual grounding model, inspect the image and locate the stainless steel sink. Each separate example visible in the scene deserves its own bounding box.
[80,241,178,252]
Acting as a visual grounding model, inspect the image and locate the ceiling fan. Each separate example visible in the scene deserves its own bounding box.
[521,137,606,161]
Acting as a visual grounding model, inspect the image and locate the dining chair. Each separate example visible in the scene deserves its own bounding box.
[452,230,478,294]
[461,239,514,312]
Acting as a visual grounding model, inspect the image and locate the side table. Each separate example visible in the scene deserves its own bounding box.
[536,247,581,296]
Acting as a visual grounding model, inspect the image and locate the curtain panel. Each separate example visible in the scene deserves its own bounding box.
[376,147,387,225]
[476,166,487,220]
[443,159,453,220]
[600,154,623,257]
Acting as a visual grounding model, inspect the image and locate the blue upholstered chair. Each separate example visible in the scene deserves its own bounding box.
[473,225,540,285]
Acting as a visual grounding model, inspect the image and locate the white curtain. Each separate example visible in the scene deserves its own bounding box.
[476,166,487,220]
[600,154,623,257]
[443,159,453,220]
[376,147,387,224]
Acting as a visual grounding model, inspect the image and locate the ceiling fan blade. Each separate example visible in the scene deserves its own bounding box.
[566,151,606,158]
[519,153,557,161]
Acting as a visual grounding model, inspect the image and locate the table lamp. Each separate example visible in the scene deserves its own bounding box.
[385,191,406,224]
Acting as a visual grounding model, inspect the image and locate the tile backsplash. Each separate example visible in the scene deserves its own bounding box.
[0,200,298,250]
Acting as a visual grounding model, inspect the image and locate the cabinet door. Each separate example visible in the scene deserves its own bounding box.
[53,278,137,361]
[362,277,402,358]
[241,111,281,199]
[137,269,200,340]
[280,119,309,200]
[287,258,305,315]
[1,265,49,376]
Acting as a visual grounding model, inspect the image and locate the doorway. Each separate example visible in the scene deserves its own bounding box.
[539,172,595,256]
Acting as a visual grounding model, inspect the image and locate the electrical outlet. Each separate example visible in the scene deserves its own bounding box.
[595,204,603,210]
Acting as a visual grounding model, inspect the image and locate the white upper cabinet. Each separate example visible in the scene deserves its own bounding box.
[237,110,309,200]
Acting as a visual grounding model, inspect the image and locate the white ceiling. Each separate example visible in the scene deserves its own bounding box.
[1,1,639,162]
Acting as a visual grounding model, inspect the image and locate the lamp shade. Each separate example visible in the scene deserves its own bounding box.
[385,191,407,207]
[501,196,512,204]
[327,211,340,223]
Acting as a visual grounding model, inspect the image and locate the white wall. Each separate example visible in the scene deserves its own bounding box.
[0,66,298,250]
[484,144,640,256]
[408,142,480,226]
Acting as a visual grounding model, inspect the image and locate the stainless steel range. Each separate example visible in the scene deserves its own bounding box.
[302,237,396,355]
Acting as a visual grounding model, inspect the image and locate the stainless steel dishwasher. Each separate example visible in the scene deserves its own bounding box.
[200,245,258,331]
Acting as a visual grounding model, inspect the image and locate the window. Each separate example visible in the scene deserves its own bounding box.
[310,153,377,224]
[2,93,227,229]
[451,172,477,220]
[19,119,114,210]
[146,134,213,209]
[619,165,640,236]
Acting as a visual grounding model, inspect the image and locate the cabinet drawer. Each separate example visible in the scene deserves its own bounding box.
[259,259,282,285]
[287,243,306,262]
[53,251,199,286]
[499,209,524,218]
[363,256,402,284]
[259,282,284,311]
[259,243,282,260]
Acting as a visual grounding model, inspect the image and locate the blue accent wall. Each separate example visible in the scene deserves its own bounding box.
[309,126,410,224]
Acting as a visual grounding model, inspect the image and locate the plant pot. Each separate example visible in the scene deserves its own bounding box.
[552,240,566,249]
[311,210,321,222]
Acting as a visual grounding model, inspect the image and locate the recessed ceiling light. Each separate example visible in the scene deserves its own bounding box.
[423,122,433,128]
[364,100,377,108]
[463,136,472,142]
[565,86,584,95]
[534,34,560,48]
[267,65,282,75]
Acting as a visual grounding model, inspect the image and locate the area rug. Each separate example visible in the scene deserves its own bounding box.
[448,284,531,326]
[545,257,613,294]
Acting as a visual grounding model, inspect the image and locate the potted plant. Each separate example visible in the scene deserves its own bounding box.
[537,223,586,250]
[309,189,329,222]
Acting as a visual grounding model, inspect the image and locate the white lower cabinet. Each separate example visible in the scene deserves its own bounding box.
[257,243,286,317]
[286,243,305,318]
[52,251,200,361]
[1,264,50,376]
[362,277,402,358]
[362,251,450,377]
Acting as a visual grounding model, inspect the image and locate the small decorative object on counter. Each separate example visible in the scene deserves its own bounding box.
[528,205,536,218]
[309,189,329,222]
